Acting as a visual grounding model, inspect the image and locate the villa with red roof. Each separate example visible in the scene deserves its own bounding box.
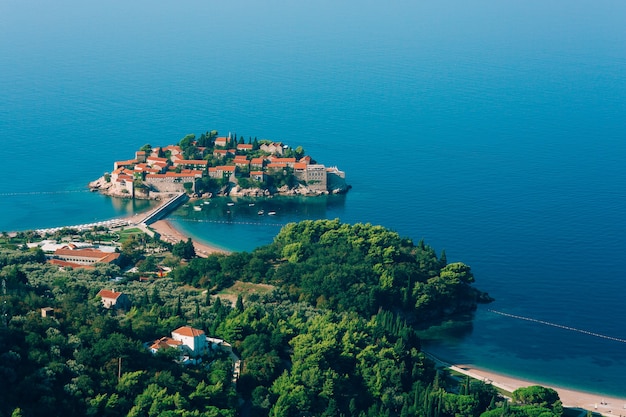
[50,247,120,268]
[97,289,131,309]
[150,326,208,358]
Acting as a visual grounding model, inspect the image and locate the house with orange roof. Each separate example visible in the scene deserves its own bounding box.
[135,150,147,163]
[236,143,253,152]
[97,289,131,309]
[269,157,296,167]
[233,155,249,168]
[150,326,208,359]
[149,337,183,354]
[250,157,265,169]
[173,159,209,170]
[171,326,208,356]
[214,136,229,147]
[266,162,288,171]
[114,159,138,170]
[146,156,169,167]
[293,162,308,178]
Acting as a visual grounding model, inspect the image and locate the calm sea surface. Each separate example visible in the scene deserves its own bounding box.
[1,0,625,397]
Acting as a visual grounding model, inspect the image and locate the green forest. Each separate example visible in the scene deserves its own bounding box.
[0,220,565,417]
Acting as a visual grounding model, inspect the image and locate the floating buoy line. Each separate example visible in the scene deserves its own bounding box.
[175,218,287,228]
[488,309,626,344]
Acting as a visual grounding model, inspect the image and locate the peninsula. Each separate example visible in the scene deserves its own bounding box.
[89,131,349,200]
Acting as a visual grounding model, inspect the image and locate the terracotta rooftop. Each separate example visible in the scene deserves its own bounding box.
[173,326,205,337]
[98,289,123,300]
[55,248,113,258]
[150,337,183,350]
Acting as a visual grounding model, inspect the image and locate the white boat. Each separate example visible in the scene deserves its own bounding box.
[258,210,264,215]
[193,206,202,211]
[249,203,255,206]
[227,202,235,206]
[268,211,276,216]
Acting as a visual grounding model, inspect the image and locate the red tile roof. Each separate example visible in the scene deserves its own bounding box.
[116,159,137,166]
[173,326,205,337]
[175,159,208,166]
[270,157,296,163]
[150,336,182,350]
[267,162,287,169]
[98,289,123,300]
[216,165,236,172]
[48,259,94,269]
[55,248,112,258]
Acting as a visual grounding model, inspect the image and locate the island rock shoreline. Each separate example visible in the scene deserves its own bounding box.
[89,133,350,200]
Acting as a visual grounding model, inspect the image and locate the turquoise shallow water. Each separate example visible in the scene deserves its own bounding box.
[1,0,625,397]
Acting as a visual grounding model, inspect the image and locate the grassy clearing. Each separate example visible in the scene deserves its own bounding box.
[118,228,145,243]
[216,280,275,304]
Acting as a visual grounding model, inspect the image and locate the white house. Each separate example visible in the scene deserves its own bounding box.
[171,326,208,357]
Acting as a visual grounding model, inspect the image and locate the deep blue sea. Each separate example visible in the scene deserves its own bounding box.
[2,0,625,398]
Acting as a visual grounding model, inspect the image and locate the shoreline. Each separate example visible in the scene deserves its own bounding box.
[426,353,626,416]
[150,219,230,257]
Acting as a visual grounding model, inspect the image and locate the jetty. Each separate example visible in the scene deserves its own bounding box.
[139,193,188,225]
[34,193,188,236]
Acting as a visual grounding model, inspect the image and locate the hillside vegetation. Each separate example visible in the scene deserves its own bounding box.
[0,221,566,417]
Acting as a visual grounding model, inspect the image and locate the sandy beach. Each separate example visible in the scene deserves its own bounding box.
[426,354,626,416]
[150,219,229,257]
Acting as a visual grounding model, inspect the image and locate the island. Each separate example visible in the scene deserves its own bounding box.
[89,131,350,200]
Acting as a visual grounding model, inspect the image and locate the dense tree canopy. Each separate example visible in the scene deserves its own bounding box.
[0,220,566,417]
[173,219,488,325]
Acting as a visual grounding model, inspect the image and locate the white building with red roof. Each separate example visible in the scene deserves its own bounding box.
[236,143,253,152]
[171,326,208,356]
[51,247,121,267]
[149,337,183,353]
[97,289,131,309]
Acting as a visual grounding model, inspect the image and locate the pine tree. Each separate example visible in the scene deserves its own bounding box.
[176,295,183,317]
